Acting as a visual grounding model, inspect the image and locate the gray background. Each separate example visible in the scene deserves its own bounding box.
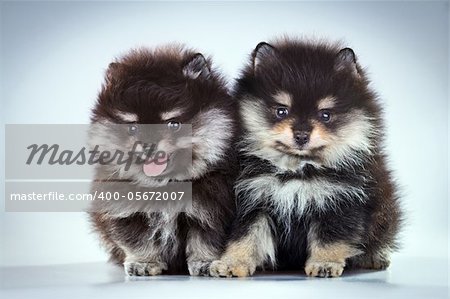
[0,1,448,266]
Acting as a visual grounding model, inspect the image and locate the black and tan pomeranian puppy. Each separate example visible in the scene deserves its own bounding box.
[88,45,237,276]
[210,39,402,278]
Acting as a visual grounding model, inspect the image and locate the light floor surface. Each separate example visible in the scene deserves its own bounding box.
[0,257,448,299]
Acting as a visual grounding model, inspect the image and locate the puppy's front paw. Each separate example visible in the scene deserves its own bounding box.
[209,259,256,278]
[305,261,345,278]
[124,261,167,276]
[188,260,212,276]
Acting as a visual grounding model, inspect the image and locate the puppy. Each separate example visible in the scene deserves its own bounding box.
[88,45,237,276]
[210,39,402,278]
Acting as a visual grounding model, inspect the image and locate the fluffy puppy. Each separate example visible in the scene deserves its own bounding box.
[210,39,402,278]
[88,45,237,276]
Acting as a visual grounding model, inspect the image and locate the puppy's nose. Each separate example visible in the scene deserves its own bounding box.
[294,131,310,146]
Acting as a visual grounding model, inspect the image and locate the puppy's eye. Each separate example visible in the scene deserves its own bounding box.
[318,110,332,123]
[128,124,138,135]
[276,107,289,119]
[167,120,181,132]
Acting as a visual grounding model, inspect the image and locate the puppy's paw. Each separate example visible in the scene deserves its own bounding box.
[305,260,345,278]
[124,261,167,276]
[188,260,212,276]
[209,259,256,278]
[370,257,390,270]
[359,256,390,270]
[348,253,391,270]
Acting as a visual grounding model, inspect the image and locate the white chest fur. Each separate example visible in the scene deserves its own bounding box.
[235,175,367,217]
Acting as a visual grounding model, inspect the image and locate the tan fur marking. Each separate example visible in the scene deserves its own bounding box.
[272,118,295,147]
[308,120,333,149]
[273,91,292,107]
[209,216,275,277]
[160,109,184,121]
[309,241,361,263]
[271,119,302,155]
[115,111,138,123]
[209,238,257,277]
[305,240,362,277]
[272,118,294,136]
[317,96,336,110]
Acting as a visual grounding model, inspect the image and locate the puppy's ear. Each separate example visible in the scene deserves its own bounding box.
[105,62,123,83]
[253,42,276,73]
[183,53,211,79]
[335,48,359,76]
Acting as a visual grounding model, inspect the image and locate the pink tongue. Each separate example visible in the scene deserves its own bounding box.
[143,156,168,177]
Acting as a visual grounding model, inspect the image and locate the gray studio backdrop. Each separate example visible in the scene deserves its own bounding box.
[0,1,448,266]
